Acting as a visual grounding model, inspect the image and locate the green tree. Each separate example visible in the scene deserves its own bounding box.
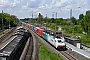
[71,17,77,25]
[0,12,18,28]
[58,18,63,25]
[80,10,90,34]
[79,14,84,20]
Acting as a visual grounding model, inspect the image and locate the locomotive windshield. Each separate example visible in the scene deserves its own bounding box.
[58,40,61,42]
[56,36,61,39]
[58,40,64,43]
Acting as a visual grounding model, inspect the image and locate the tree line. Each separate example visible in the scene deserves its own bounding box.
[21,10,90,34]
[0,12,18,29]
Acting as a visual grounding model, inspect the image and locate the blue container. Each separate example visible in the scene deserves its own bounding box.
[32,26,35,30]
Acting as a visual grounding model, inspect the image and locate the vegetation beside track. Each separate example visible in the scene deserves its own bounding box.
[39,41,62,60]
[62,25,90,47]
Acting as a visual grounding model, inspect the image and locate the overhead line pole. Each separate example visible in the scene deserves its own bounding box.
[52,12,54,18]
[55,12,57,32]
[70,9,72,35]
[32,10,33,19]
[32,10,33,24]
[46,14,47,30]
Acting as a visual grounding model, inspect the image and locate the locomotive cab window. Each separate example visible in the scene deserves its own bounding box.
[58,40,61,42]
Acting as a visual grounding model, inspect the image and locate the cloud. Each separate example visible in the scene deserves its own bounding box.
[10,0,20,7]
[21,0,42,9]
[0,0,89,19]
[0,0,10,7]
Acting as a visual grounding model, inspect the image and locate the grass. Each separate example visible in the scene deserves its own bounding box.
[39,41,62,60]
[80,35,90,47]
[64,32,90,47]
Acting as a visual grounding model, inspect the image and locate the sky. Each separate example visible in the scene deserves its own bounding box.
[0,0,90,19]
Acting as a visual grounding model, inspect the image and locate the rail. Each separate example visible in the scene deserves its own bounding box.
[59,51,76,60]
[19,36,33,60]
[19,29,38,60]
[0,27,16,43]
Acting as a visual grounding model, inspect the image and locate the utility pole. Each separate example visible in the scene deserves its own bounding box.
[46,14,47,30]
[2,10,4,33]
[32,10,33,19]
[70,9,72,23]
[52,12,54,18]
[55,12,57,32]
[70,9,73,35]
[32,10,34,24]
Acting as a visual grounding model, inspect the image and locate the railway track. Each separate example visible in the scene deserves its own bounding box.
[0,26,33,60]
[0,26,38,60]
[81,43,90,52]
[19,28,38,60]
[0,27,17,43]
[29,28,77,60]
[59,51,76,60]
[19,35,33,60]
[0,22,22,43]
[82,43,90,48]
[24,37,33,60]
[17,25,90,60]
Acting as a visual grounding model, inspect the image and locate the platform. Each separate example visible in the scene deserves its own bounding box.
[66,42,90,59]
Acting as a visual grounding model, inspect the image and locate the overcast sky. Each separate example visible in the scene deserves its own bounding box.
[0,0,90,19]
